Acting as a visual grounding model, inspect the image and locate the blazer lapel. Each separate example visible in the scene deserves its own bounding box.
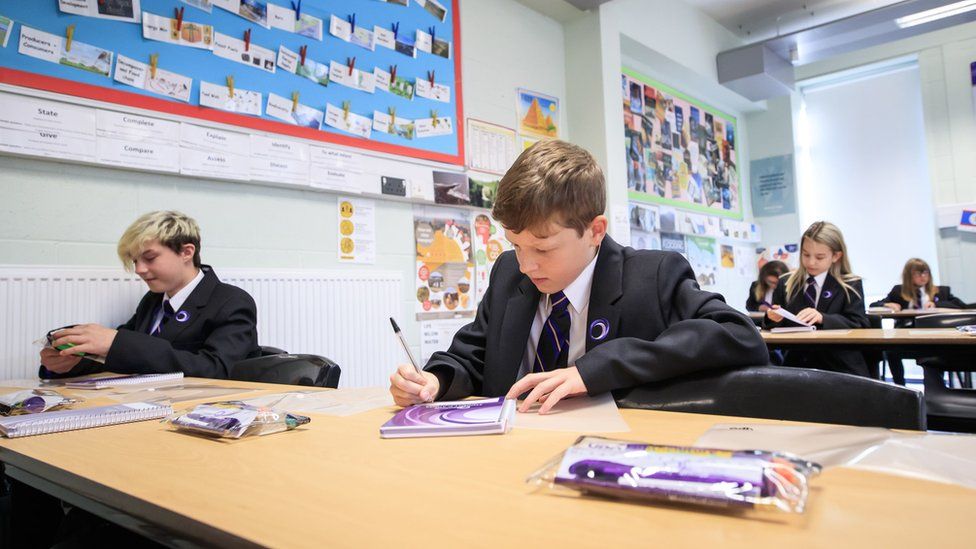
[817,275,841,313]
[493,276,540,391]
[137,294,164,334]
[586,237,623,352]
[161,267,218,341]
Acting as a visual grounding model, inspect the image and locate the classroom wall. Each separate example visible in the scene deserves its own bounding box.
[564,0,765,311]
[744,95,802,249]
[0,0,569,360]
[790,21,976,302]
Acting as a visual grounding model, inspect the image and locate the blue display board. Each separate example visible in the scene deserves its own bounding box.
[0,0,464,165]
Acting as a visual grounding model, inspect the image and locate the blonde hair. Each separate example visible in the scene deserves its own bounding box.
[900,258,935,304]
[492,139,606,236]
[117,211,201,272]
[785,221,861,301]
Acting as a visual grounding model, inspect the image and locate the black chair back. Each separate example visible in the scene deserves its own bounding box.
[615,366,925,430]
[912,312,976,432]
[230,354,341,388]
[915,312,976,330]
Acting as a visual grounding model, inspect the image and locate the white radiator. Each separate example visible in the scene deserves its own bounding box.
[0,266,402,387]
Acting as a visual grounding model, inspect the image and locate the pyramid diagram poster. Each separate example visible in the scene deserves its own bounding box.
[517,88,559,139]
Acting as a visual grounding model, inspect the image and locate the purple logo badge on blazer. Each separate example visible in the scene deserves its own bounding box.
[175,310,190,323]
[934,296,941,303]
[822,290,833,300]
[589,318,610,341]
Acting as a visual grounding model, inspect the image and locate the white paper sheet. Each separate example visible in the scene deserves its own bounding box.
[513,393,630,433]
[696,423,976,489]
[242,386,394,416]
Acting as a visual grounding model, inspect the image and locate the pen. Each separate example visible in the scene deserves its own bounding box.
[389,317,425,379]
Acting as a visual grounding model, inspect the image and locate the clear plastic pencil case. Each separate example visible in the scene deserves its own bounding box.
[168,401,311,439]
[0,389,79,416]
[528,436,821,513]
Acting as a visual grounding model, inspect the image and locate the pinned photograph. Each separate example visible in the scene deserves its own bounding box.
[0,15,13,48]
[394,34,416,58]
[59,0,142,23]
[296,58,329,87]
[60,41,113,77]
[351,26,375,51]
[292,103,324,130]
[97,0,135,18]
[433,170,470,206]
[181,0,213,12]
[390,75,415,100]
[238,0,269,27]
[295,14,323,40]
[383,0,408,5]
[431,37,451,59]
[421,0,448,22]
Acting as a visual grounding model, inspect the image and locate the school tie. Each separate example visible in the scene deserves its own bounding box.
[916,288,924,310]
[150,301,175,336]
[804,276,817,308]
[533,291,571,373]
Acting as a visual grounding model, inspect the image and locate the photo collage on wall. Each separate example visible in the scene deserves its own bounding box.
[622,68,740,216]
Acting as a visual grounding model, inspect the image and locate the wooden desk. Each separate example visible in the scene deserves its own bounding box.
[867,308,972,319]
[761,328,976,346]
[1,378,974,547]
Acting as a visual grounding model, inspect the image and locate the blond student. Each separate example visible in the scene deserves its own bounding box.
[40,211,260,379]
[765,221,870,376]
[389,140,768,413]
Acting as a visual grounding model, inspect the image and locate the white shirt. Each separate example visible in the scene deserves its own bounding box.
[763,288,774,306]
[914,287,929,309]
[149,269,204,334]
[519,250,600,379]
[805,271,828,307]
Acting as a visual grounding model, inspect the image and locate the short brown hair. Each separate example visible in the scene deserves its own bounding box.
[117,211,202,271]
[491,140,605,235]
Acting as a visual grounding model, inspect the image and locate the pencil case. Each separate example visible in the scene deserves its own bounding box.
[528,436,820,513]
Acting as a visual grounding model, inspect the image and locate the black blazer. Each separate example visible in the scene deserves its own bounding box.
[870,285,967,310]
[745,281,772,312]
[425,236,769,401]
[764,272,871,376]
[40,266,260,379]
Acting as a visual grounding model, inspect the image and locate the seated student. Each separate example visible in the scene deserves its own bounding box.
[872,258,967,312]
[746,260,789,312]
[869,257,966,385]
[39,210,260,379]
[389,140,769,413]
[765,221,871,377]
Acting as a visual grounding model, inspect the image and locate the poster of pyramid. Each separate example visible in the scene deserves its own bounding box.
[517,88,559,138]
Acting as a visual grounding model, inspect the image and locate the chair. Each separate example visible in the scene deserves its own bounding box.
[614,365,926,430]
[914,313,976,432]
[230,348,341,388]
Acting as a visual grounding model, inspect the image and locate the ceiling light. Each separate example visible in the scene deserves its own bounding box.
[895,0,976,28]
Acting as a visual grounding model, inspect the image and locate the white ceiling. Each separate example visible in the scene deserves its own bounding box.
[681,0,905,39]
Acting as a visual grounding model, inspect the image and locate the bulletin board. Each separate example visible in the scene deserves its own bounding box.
[0,0,464,165]
[622,66,742,219]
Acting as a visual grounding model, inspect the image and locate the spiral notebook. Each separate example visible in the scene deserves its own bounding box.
[0,402,173,438]
[64,372,184,389]
[380,397,516,438]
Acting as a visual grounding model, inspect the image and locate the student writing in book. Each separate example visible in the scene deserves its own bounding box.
[746,260,789,312]
[38,211,260,379]
[869,257,967,385]
[389,140,768,413]
[764,221,871,377]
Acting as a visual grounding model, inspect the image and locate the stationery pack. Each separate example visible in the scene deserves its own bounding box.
[0,389,77,416]
[528,436,821,513]
[168,401,311,439]
[380,397,516,438]
[0,402,173,438]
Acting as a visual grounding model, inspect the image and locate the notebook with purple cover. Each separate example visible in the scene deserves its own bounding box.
[380,397,516,438]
